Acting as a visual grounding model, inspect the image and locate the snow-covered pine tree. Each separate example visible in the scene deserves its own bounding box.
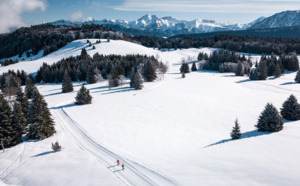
[235,61,244,76]
[0,93,15,148]
[11,102,26,138]
[86,66,96,84]
[16,87,29,117]
[258,60,268,80]
[143,60,157,82]
[273,64,282,78]
[231,119,241,139]
[130,67,136,88]
[191,62,197,71]
[75,85,92,105]
[26,88,55,139]
[25,77,35,99]
[280,94,300,121]
[62,70,73,93]
[256,103,284,132]
[249,68,259,80]
[94,68,103,83]
[109,65,120,87]
[287,55,299,71]
[295,70,300,83]
[134,72,143,90]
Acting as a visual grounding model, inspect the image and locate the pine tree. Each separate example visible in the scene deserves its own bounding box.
[81,48,88,59]
[11,102,26,137]
[280,94,300,121]
[25,77,35,99]
[62,70,73,93]
[258,60,268,80]
[273,64,282,78]
[86,66,96,84]
[16,87,29,117]
[108,65,120,87]
[249,68,259,80]
[180,63,190,74]
[231,119,241,139]
[191,62,197,71]
[295,70,300,83]
[130,67,136,88]
[75,86,92,105]
[256,103,284,132]
[143,61,157,82]
[287,55,299,71]
[235,61,244,76]
[26,88,55,139]
[133,72,143,90]
[0,93,15,148]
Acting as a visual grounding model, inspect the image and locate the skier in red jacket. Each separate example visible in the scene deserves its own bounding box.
[116,160,120,166]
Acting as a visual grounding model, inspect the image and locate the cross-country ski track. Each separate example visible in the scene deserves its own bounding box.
[52,103,175,186]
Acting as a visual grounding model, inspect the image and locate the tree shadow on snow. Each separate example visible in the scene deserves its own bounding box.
[44,91,65,97]
[281,82,295,86]
[222,74,236,77]
[236,79,253,83]
[101,87,133,95]
[50,103,77,110]
[31,151,54,157]
[203,130,271,148]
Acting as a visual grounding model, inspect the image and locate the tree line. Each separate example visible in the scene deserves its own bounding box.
[35,49,167,87]
[195,50,299,80]
[0,24,128,60]
[133,34,300,55]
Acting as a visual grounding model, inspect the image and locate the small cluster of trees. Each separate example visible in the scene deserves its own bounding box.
[0,84,55,149]
[231,94,300,140]
[250,53,299,80]
[197,50,299,80]
[198,50,252,73]
[1,58,19,67]
[0,70,27,99]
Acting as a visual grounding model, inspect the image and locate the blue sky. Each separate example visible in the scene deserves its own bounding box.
[1,0,300,33]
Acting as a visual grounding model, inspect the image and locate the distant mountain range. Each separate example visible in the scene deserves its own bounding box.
[46,10,300,38]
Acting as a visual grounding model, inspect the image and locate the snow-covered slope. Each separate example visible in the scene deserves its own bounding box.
[250,10,300,29]
[1,40,300,185]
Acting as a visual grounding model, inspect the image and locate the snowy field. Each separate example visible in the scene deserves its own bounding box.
[1,39,300,186]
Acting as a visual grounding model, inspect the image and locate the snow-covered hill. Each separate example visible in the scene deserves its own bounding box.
[1,40,300,185]
[47,14,261,37]
[249,10,300,29]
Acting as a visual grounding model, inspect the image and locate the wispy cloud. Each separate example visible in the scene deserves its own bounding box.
[0,0,47,33]
[70,10,84,21]
[112,0,300,13]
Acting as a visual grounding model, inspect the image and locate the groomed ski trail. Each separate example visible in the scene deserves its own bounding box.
[52,106,175,186]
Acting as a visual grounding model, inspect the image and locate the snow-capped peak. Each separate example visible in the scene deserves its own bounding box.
[249,10,300,29]
[83,17,95,22]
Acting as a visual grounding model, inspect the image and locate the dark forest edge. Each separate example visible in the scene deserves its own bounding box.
[1,24,300,63]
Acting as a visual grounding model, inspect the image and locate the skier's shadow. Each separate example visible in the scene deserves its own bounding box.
[113,169,122,173]
[107,165,118,169]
